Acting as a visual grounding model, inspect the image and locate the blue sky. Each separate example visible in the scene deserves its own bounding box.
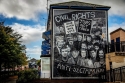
[0,0,125,59]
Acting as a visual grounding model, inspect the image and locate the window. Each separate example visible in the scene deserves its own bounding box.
[111,39,115,52]
[116,37,120,52]
[42,57,50,71]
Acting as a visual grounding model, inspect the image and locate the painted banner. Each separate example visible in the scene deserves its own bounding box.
[78,19,92,34]
[64,21,76,34]
[52,9,107,79]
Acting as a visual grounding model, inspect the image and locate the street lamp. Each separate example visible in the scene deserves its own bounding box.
[108,55,113,82]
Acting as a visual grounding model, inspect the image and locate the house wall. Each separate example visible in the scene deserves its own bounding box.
[120,30,125,41]
[106,52,125,70]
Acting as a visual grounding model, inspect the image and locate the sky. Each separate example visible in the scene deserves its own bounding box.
[0,0,125,60]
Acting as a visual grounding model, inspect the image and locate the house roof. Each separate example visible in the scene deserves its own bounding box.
[110,28,125,35]
[50,1,111,8]
[46,1,111,30]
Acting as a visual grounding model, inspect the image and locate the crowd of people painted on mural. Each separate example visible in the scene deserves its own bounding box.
[54,18,106,69]
[54,34,105,68]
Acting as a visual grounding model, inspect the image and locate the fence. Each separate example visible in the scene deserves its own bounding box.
[103,42,125,53]
[110,42,125,52]
[106,66,125,82]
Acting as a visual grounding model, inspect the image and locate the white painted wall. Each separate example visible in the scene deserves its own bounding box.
[112,58,125,69]
[41,57,50,78]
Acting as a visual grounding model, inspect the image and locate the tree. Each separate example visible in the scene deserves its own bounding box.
[36,59,41,66]
[0,22,27,71]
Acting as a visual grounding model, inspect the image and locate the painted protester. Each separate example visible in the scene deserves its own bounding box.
[77,49,89,67]
[67,48,80,65]
[94,48,105,68]
[54,34,65,59]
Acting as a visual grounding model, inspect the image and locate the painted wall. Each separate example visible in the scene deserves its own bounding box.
[52,9,107,79]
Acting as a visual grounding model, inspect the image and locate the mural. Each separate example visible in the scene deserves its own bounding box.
[52,9,107,79]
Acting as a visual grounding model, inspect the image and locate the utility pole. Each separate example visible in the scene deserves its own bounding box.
[47,0,49,15]
[46,0,51,15]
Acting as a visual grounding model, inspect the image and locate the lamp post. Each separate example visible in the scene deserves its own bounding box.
[108,55,113,82]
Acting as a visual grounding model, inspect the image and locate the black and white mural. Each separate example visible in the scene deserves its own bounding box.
[52,9,107,79]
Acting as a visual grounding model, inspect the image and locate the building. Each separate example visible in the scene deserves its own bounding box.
[29,58,37,68]
[41,1,110,81]
[106,28,125,70]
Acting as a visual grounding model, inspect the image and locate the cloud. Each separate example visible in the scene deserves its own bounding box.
[0,0,125,21]
[90,0,125,17]
[26,46,41,59]
[49,0,125,17]
[10,23,45,44]
[26,46,41,54]
[0,0,47,20]
[108,22,125,41]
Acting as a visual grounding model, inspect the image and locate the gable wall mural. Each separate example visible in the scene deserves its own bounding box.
[52,9,107,79]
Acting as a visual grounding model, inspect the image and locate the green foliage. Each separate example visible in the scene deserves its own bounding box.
[36,59,41,66]
[0,22,27,70]
[17,69,39,83]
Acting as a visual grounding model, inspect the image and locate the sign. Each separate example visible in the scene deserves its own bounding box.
[42,40,49,44]
[78,19,92,34]
[41,51,49,55]
[64,21,76,34]
[52,9,107,79]
[42,31,51,40]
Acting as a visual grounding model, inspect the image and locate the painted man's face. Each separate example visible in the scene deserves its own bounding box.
[77,35,82,41]
[81,43,87,49]
[90,50,96,58]
[61,49,68,57]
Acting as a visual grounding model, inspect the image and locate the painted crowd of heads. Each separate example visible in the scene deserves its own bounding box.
[54,33,105,68]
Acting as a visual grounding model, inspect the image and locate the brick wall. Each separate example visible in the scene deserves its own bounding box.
[120,30,125,41]
[110,30,120,42]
